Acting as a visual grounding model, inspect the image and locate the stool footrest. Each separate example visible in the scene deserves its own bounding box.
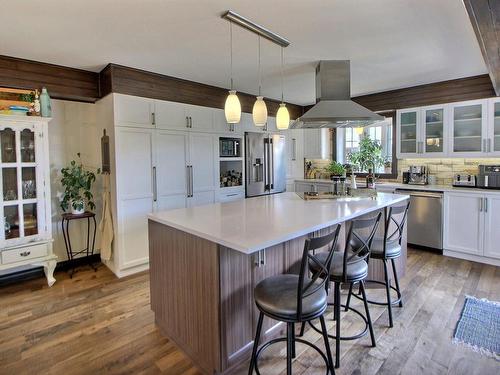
[254,336,332,375]
[308,303,369,341]
[351,280,402,306]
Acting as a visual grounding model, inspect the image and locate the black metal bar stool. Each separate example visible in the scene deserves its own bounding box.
[248,225,341,375]
[306,213,382,368]
[347,201,410,328]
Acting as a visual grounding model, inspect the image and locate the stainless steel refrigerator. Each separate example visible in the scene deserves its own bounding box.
[245,132,286,197]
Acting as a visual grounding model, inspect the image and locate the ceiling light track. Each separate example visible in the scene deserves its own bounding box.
[221,10,290,48]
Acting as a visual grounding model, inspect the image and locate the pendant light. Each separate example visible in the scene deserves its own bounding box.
[253,36,268,127]
[225,21,241,124]
[276,47,290,130]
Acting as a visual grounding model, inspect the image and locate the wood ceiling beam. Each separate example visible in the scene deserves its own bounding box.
[464,0,500,96]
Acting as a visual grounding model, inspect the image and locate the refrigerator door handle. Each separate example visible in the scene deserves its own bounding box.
[270,138,274,189]
[263,138,268,190]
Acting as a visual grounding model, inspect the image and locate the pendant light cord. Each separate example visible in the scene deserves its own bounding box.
[258,36,262,96]
[280,47,284,103]
[230,21,234,90]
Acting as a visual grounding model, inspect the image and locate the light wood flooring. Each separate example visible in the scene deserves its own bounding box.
[0,249,499,375]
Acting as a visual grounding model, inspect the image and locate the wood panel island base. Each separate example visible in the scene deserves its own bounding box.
[148,192,409,375]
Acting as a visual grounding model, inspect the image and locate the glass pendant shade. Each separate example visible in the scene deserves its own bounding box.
[225,90,241,124]
[252,96,268,127]
[276,103,290,130]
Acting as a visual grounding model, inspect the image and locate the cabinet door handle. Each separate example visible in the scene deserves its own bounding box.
[189,166,194,197]
[186,166,190,197]
[186,116,190,128]
[488,138,492,153]
[255,250,262,267]
[189,117,193,128]
[479,197,483,212]
[262,249,266,266]
[484,197,488,213]
[152,166,157,202]
[20,251,31,257]
[151,112,156,126]
[292,138,297,161]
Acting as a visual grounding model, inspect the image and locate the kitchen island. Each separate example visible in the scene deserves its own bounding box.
[148,192,409,375]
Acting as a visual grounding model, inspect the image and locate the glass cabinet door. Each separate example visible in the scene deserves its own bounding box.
[1,125,40,243]
[452,103,483,153]
[423,108,444,154]
[399,111,418,154]
[493,101,500,152]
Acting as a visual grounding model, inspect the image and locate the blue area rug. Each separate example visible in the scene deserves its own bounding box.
[453,296,500,360]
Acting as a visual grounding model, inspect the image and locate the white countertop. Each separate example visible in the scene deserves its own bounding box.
[295,179,500,195]
[148,192,409,254]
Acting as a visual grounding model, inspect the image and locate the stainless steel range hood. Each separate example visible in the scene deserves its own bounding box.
[290,61,384,129]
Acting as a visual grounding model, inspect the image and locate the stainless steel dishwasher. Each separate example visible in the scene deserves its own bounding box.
[395,189,443,251]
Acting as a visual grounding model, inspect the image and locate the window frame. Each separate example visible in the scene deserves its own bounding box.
[333,111,398,179]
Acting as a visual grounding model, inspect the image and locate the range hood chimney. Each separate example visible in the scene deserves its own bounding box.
[290,61,384,129]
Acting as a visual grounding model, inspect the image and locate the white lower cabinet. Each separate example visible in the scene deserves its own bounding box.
[443,192,500,263]
[482,195,500,259]
[444,192,483,255]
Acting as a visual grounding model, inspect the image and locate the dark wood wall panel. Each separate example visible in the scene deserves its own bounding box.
[352,74,496,112]
[101,64,304,119]
[0,55,100,102]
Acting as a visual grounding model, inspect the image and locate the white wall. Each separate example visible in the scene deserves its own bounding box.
[49,99,103,261]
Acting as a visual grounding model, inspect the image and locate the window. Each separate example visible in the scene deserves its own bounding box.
[335,114,395,176]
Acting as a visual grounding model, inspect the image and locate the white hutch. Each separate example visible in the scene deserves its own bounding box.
[0,115,56,286]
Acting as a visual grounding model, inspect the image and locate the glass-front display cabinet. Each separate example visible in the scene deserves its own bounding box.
[488,98,500,155]
[397,108,419,156]
[0,115,56,286]
[450,100,487,156]
[422,106,446,156]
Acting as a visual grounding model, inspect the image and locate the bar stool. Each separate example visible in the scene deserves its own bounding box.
[307,213,382,368]
[248,225,341,375]
[347,201,410,328]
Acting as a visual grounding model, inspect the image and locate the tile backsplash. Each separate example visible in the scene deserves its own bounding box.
[305,157,500,185]
[398,158,500,185]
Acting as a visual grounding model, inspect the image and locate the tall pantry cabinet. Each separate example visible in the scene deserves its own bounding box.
[98,94,218,277]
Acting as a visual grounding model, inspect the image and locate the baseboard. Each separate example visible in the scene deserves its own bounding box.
[443,250,500,266]
[0,254,102,287]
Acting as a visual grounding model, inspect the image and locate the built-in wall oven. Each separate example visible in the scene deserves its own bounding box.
[219,137,241,158]
[395,189,443,251]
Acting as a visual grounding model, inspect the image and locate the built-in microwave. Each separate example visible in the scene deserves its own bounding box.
[219,137,241,157]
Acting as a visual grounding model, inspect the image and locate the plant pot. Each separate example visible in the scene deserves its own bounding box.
[71,200,85,215]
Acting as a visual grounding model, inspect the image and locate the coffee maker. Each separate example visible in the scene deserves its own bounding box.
[408,165,428,185]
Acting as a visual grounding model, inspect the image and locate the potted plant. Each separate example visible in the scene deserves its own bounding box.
[326,161,346,179]
[348,135,385,174]
[60,153,99,214]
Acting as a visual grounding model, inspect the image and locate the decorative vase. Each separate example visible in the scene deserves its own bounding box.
[71,200,85,215]
[40,87,52,117]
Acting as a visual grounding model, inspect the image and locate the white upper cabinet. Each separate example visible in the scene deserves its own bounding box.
[304,128,329,159]
[397,108,420,157]
[187,104,214,131]
[155,100,189,130]
[114,94,154,128]
[449,99,487,157]
[396,98,497,158]
[421,105,447,157]
[487,98,500,156]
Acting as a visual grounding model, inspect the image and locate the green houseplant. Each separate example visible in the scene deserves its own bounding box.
[348,135,385,174]
[60,153,99,214]
[326,161,346,178]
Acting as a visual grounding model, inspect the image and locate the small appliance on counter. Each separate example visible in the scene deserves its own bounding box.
[477,165,500,189]
[407,165,428,185]
[452,174,477,187]
[402,171,410,184]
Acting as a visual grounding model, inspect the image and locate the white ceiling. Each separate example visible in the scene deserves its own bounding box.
[0,0,487,105]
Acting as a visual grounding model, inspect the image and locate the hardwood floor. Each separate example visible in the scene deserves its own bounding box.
[0,249,498,375]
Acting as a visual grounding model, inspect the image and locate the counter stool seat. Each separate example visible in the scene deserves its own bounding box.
[255,275,327,322]
[311,252,368,282]
[370,238,401,259]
